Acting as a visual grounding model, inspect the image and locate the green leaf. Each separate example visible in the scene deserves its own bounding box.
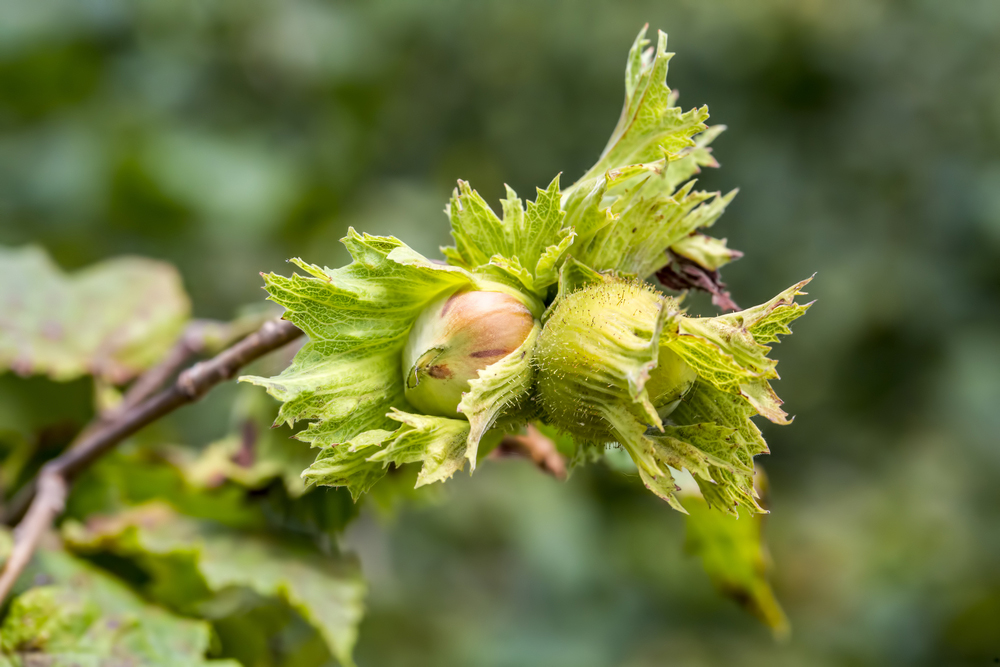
[178,385,316,498]
[602,403,751,514]
[443,177,573,297]
[662,123,727,193]
[67,447,266,531]
[594,380,772,515]
[671,233,742,272]
[559,177,615,250]
[664,278,813,424]
[62,503,366,667]
[306,380,531,496]
[241,229,474,449]
[554,28,739,281]
[675,316,778,383]
[478,254,537,296]
[532,228,577,292]
[669,381,770,514]
[3,545,235,666]
[721,276,815,344]
[301,430,393,501]
[369,409,472,486]
[600,404,689,513]
[571,28,710,186]
[569,166,737,279]
[458,321,541,468]
[444,181,510,270]
[0,586,100,654]
[681,495,789,638]
[0,245,190,383]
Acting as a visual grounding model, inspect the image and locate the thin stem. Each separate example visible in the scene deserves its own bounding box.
[0,318,302,604]
[496,425,568,480]
[2,314,277,526]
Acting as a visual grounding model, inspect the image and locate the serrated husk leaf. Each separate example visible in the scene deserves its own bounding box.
[368,409,472,487]
[240,229,474,448]
[557,28,740,282]
[571,167,736,279]
[301,430,393,500]
[571,28,709,185]
[443,176,573,298]
[668,380,771,514]
[665,277,813,424]
[671,234,742,272]
[459,321,541,468]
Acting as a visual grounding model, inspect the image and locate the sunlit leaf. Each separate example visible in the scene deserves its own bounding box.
[241,230,475,448]
[2,542,235,666]
[444,176,573,298]
[665,277,813,424]
[573,27,709,184]
[556,28,739,281]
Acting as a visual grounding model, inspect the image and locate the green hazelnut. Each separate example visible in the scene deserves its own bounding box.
[403,288,536,417]
[534,279,696,441]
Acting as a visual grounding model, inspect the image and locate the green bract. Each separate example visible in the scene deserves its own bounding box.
[241,233,542,499]
[537,262,810,512]
[242,26,813,515]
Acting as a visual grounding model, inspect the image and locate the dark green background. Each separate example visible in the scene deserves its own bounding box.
[2,0,999,665]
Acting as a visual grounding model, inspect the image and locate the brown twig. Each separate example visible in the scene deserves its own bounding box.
[3,313,276,526]
[656,250,742,313]
[112,313,277,420]
[495,424,568,480]
[114,322,214,416]
[0,318,302,604]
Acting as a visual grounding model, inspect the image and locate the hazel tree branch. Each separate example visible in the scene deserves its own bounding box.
[115,312,279,417]
[0,318,302,604]
[112,321,223,417]
[3,312,279,526]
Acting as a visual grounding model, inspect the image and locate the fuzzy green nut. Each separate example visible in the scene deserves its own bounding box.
[403,288,536,418]
[534,279,696,442]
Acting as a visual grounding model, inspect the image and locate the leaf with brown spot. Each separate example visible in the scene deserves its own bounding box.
[175,385,316,498]
[0,246,190,383]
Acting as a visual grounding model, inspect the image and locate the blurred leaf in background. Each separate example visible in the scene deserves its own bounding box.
[63,503,365,667]
[0,245,189,383]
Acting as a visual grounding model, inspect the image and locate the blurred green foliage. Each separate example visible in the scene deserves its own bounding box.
[1,0,999,665]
